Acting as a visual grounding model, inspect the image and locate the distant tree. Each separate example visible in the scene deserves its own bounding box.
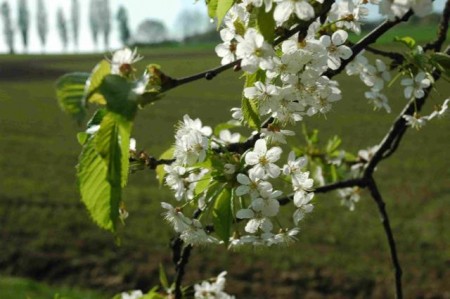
[71,0,80,49]
[89,0,100,47]
[175,9,212,40]
[17,0,29,52]
[116,5,130,46]
[57,8,68,51]
[99,0,111,49]
[36,0,48,51]
[133,19,168,44]
[1,1,14,54]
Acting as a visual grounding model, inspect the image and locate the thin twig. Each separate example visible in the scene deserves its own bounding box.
[367,177,403,299]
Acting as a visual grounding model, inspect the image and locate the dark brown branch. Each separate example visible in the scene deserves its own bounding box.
[363,46,449,177]
[174,244,193,299]
[423,0,450,51]
[278,178,366,205]
[325,10,414,78]
[367,177,403,299]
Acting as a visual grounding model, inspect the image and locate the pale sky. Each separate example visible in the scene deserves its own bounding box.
[0,0,446,54]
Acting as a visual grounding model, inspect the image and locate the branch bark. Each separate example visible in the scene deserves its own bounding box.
[367,177,403,299]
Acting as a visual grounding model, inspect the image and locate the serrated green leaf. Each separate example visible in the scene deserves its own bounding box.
[241,71,264,130]
[394,36,416,49]
[77,136,120,231]
[216,0,235,28]
[257,7,275,43]
[85,59,111,105]
[242,97,261,130]
[156,146,175,186]
[213,187,233,246]
[99,75,138,120]
[95,112,132,188]
[55,72,89,124]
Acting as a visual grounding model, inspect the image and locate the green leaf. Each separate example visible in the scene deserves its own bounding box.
[159,263,169,290]
[216,0,235,28]
[212,187,233,246]
[85,59,111,105]
[431,52,450,78]
[77,132,88,145]
[99,75,138,120]
[77,135,120,231]
[95,112,132,188]
[394,36,416,49]
[241,71,265,130]
[326,135,341,154]
[194,172,212,196]
[256,7,275,43]
[156,146,175,186]
[55,72,89,124]
[207,0,219,19]
[77,111,132,232]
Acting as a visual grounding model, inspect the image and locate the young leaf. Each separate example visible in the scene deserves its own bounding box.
[159,263,169,290]
[85,59,111,105]
[394,36,416,49]
[212,187,233,246]
[156,146,175,186]
[77,135,121,231]
[55,72,89,124]
[216,0,235,28]
[95,112,132,188]
[99,75,138,120]
[207,0,219,19]
[241,71,264,130]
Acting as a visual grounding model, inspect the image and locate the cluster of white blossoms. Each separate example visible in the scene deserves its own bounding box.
[157,0,441,248]
[162,115,219,245]
[194,271,235,299]
[346,51,392,113]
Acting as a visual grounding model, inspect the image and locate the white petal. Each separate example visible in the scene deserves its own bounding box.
[236,209,254,219]
[332,30,348,45]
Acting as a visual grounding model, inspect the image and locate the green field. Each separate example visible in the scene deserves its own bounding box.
[0,37,449,298]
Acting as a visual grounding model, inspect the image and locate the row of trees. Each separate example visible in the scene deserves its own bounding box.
[0,0,130,54]
[0,0,214,54]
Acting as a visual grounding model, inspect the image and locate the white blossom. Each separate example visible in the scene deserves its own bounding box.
[401,72,432,99]
[403,114,428,129]
[236,28,274,73]
[110,48,143,75]
[121,290,144,299]
[273,0,315,23]
[245,139,282,178]
[194,271,235,299]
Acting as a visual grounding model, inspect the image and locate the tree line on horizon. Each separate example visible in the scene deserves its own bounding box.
[0,0,212,54]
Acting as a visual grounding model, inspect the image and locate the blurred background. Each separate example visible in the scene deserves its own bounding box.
[0,0,449,298]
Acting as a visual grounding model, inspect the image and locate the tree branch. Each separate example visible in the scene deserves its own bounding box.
[423,0,450,52]
[363,46,449,177]
[367,176,403,299]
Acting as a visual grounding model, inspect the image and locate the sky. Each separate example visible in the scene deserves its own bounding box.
[0,0,446,54]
